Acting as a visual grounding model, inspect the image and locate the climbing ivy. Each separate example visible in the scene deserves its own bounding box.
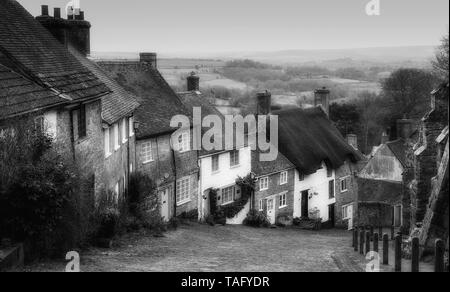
[209,174,257,223]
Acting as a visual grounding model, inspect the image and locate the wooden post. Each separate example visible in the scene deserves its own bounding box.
[360,230,365,255]
[370,226,374,241]
[435,239,445,272]
[383,234,389,265]
[395,234,402,272]
[354,229,359,252]
[391,225,395,240]
[366,232,371,254]
[378,226,383,240]
[373,233,379,253]
[411,237,419,272]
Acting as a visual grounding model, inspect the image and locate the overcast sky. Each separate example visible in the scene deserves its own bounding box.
[18,0,449,54]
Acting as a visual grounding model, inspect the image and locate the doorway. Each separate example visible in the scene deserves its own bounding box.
[266,197,276,225]
[301,190,309,218]
[394,204,402,227]
[160,188,170,222]
[328,203,335,228]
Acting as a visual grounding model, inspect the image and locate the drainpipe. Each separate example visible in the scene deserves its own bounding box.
[171,146,177,218]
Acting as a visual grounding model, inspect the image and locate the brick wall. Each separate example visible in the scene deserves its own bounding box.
[135,133,199,219]
[358,202,393,226]
[411,85,449,226]
[335,161,359,228]
[254,169,295,223]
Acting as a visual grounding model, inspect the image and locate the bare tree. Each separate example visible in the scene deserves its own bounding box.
[432,32,449,82]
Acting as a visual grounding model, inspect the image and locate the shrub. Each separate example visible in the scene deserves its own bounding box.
[0,122,81,258]
[243,210,270,228]
[96,207,120,239]
[127,173,161,230]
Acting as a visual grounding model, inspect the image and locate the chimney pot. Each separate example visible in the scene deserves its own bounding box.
[139,52,158,69]
[41,5,49,16]
[397,118,414,140]
[256,90,272,115]
[187,72,200,91]
[54,8,61,19]
[381,131,389,144]
[346,134,358,150]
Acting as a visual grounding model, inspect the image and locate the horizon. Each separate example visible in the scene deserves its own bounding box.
[17,0,449,55]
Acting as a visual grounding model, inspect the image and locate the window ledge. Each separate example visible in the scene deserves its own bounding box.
[211,170,221,175]
[177,199,191,206]
[341,189,348,193]
[221,201,234,206]
[142,160,154,165]
[260,188,269,191]
[279,182,287,186]
[230,164,240,169]
[279,205,288,209]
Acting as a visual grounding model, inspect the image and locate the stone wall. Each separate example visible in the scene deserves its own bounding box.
[358,202,393,227]
[135,133,199,220]
[254,169,295,224]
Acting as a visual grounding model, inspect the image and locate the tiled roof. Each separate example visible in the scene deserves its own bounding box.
[386,139,407,167]
[69,47,140,125]
[274,107,363,175]
[0,0,109,105]
[251,150,294,177]
[97,61,190,138]
[0,63,64,119]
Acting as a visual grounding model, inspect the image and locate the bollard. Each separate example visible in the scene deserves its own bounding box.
[411,237,419,272]
[370,226,374,241]
[395,234,402,272]
[360,231,365,255]
[383,234,389,265]
[435,239,445,272]
[373,233,379,253]
[391,225,395,240]
[366,232,371,254]
[354,229,359,252]
[378,226,383,240]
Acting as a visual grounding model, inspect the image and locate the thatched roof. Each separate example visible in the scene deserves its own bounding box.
[275,107,362,175]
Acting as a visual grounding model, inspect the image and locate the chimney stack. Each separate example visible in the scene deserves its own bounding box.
[346,134,358,150]
[41,5,49,16]
[36,4,91,56]
[54,8,61,19]
[397,117,414,140]
[314,87,330,116]
[139,52,158,69]
[256,90,272,116]
[187,72,200,92]
[36,6,68,48]
[381,131,389,144]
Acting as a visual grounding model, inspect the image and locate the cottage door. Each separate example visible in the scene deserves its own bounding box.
[160,188,170,222]
[301,190,309,218]
[394,205,402,227]
[266,198,276,225]
[347,205,354,230]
